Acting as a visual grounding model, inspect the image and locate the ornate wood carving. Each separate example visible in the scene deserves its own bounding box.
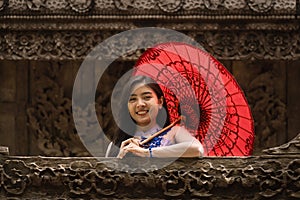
[26,60,132,156]
[263,133,300,155]
[245,63,287,152]
[0,133,299,199]
[0,0,299,61]
[1,29,300,61]
[0,0,296,14]
[26,63,90,156]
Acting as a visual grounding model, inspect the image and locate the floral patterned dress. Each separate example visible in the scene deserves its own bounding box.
[135,124,176,149]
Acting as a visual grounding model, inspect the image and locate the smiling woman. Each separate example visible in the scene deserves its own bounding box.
[105,76,204,158]
[127,83,163,128]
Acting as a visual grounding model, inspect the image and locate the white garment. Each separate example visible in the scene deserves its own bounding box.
[134,124,161,137]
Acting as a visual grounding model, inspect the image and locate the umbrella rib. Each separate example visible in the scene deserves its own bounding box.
[206,129,227,156]
[152,53,183,92]
[160,47,176,65]
[208,108,253,133]
[205,54,211,84]
[208,126,235,156]
[196,51,203,103]
[214,78,236,95]
[201,60,216,108]
[205,113,253,155]
[210,62,222,91]
[183,44,197,84]
[209,105,253,121]
[209,116,253,137]
[225,119,254,135]
[201,95,212,109]
[225,91,242,97]
[171,43,189,73]
[157,48,193,99]
[203,118,227,156]
[221,126,248,156]
[196,50,206,106]
[198,86,208,106]
[212,116,252,155]
[136,61,181,97]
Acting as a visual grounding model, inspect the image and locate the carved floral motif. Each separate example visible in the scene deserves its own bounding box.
[248,0,274,13]
[1,30,300,60]
[274,0,296,10]
[182,0,205,10]
[206,32,239,58]
[265,33,294,59]
[202,31,300,60]
[239,32,265,59]
[0,0,297,13]
[204,0,223,10]
[224,0,246,9]
[0,0,7,10]
[7,0,27,10]
[5,33,39,59]
[132,0,156,9]
[45,0,68,9]
[69,0,93,12]
[157,0,182,13]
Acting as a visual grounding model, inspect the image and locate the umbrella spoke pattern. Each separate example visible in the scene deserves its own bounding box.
[133,42,254,156]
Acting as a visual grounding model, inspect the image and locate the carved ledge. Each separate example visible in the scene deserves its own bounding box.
[0,135,299,199]
[262,133,300,155]
[0,155,299,199]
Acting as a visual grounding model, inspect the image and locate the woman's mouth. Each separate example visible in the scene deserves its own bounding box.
[136,110,148,115]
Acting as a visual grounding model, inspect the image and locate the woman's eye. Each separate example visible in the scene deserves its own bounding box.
[129,97,136,102]
[144,96,152,100]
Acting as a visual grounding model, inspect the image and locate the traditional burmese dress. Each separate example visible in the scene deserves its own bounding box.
[135,124,176,149]
[105,124,177,157]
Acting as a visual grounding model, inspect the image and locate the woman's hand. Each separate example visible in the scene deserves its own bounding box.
[117,138,149,159]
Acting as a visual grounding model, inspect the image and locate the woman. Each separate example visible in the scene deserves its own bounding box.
[106,76,204,158]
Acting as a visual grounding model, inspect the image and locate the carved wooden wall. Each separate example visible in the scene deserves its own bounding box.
[0,1,300,198]
[1,0,300,156]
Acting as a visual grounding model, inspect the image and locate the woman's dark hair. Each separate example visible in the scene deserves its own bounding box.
[108,76,170,156]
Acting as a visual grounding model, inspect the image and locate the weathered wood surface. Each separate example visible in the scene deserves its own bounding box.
[0,133,299,199]
[0,146,8,155]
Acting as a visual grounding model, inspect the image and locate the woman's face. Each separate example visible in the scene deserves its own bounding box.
[128,83,163,128]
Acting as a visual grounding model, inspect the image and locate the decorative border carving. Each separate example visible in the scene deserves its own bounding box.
[1,28,300,61]
[263,133,300,155]
[0,0,297,15]
[0,134,299,199]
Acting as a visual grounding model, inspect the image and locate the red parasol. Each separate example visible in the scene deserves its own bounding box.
[132,42,254,156]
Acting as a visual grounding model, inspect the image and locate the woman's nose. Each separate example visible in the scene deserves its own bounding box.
[137,98,146,107]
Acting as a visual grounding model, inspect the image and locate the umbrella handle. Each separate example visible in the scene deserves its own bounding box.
[139,115,185,146]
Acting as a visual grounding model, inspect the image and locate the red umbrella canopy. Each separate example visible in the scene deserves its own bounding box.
[132,42,255,156]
